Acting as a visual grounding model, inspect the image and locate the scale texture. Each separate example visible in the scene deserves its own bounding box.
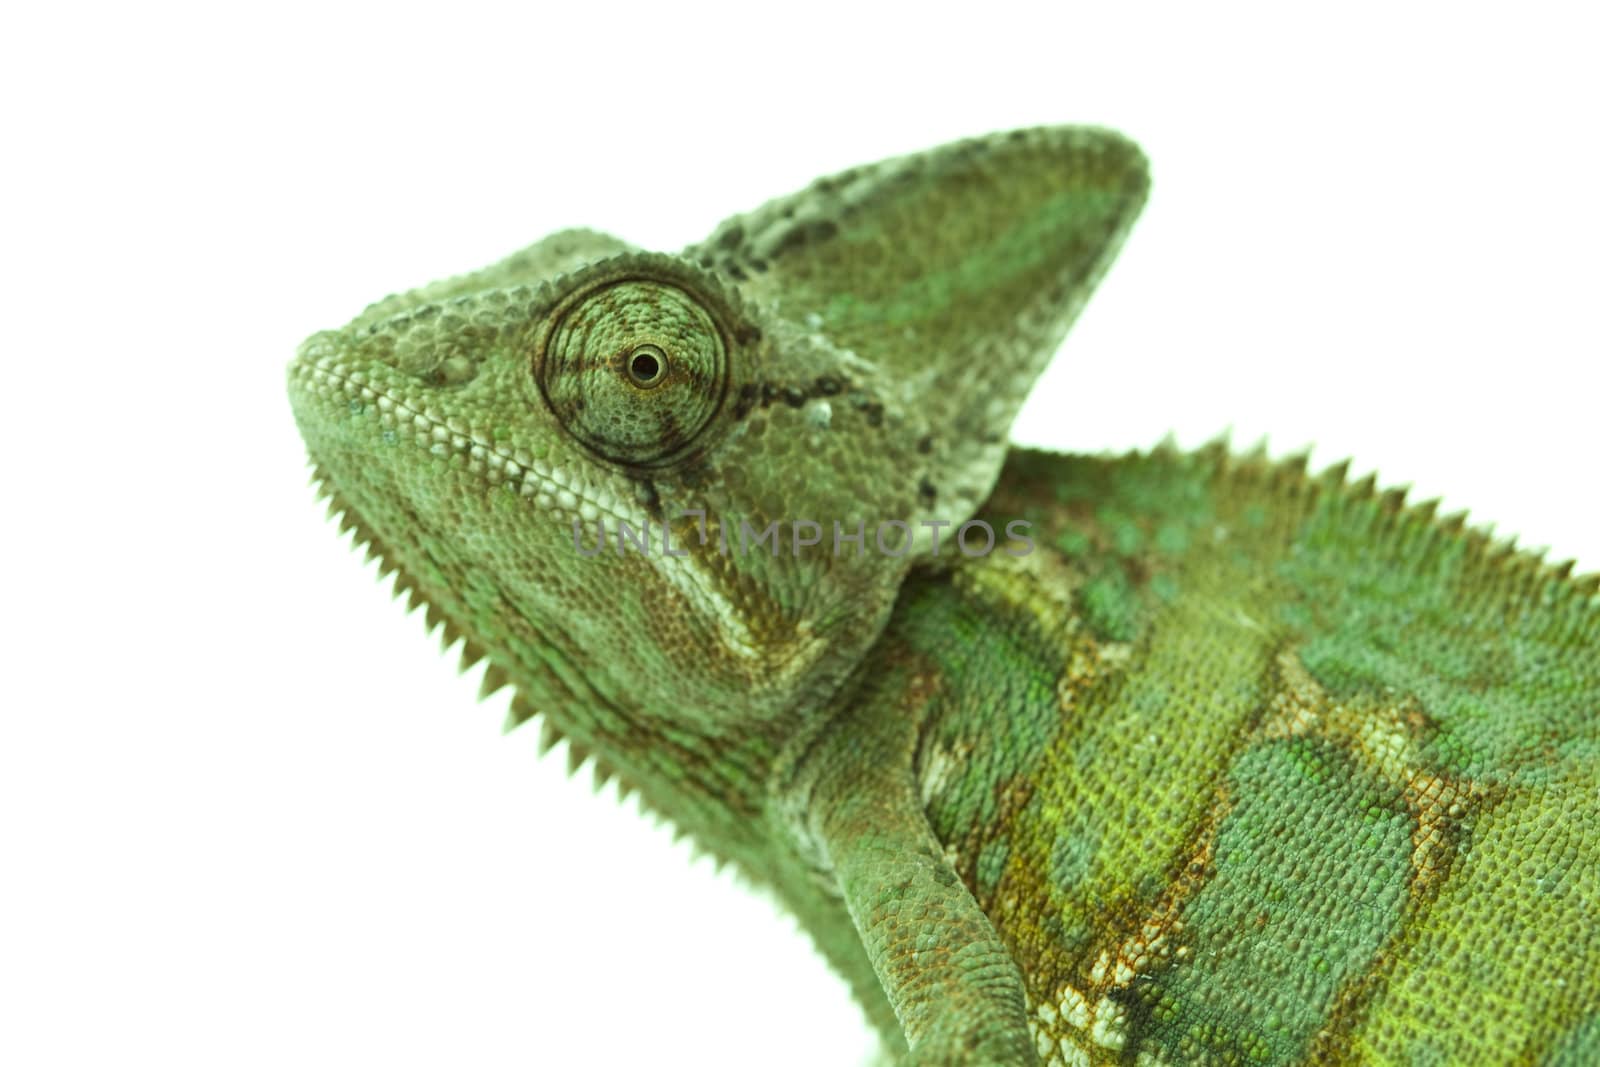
[288,127,1599,1065]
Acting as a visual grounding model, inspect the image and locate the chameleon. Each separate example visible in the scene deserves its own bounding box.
[287,126,1600,1065]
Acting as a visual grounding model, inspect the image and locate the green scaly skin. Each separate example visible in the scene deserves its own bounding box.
[287,127,1600,1065]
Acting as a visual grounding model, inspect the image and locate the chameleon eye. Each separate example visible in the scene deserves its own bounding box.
[538,280,728,466]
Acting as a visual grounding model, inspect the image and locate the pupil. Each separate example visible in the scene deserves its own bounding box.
[628,348,663,384]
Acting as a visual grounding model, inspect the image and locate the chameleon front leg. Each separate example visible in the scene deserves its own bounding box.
[784,688,1039,1066]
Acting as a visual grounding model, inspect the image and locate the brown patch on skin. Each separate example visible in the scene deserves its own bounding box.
[1089,783,1230,991]
[1021,772,1236,1059]
[899,659,944,718]
[971,769,1042,917]
[730,374,874,423]
[731,382,760,419]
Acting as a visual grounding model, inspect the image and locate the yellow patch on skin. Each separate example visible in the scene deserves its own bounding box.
[956,545,1080,636]
[1056,636,1133,713]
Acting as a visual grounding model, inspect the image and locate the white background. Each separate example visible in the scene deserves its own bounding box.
[4,3,1596,1065]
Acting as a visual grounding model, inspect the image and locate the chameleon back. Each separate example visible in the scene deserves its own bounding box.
[895,444,1600,1064]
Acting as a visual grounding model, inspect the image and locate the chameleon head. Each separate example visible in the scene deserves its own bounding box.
[287,246,943,734]
[287,127,1149,741]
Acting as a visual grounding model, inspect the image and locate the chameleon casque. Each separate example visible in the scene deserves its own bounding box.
[287,127,1599,1065]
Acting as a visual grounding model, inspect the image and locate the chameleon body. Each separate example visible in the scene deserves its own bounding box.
[287,127,1600,1064]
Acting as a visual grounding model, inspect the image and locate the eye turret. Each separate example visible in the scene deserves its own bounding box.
[535,269,735,467]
